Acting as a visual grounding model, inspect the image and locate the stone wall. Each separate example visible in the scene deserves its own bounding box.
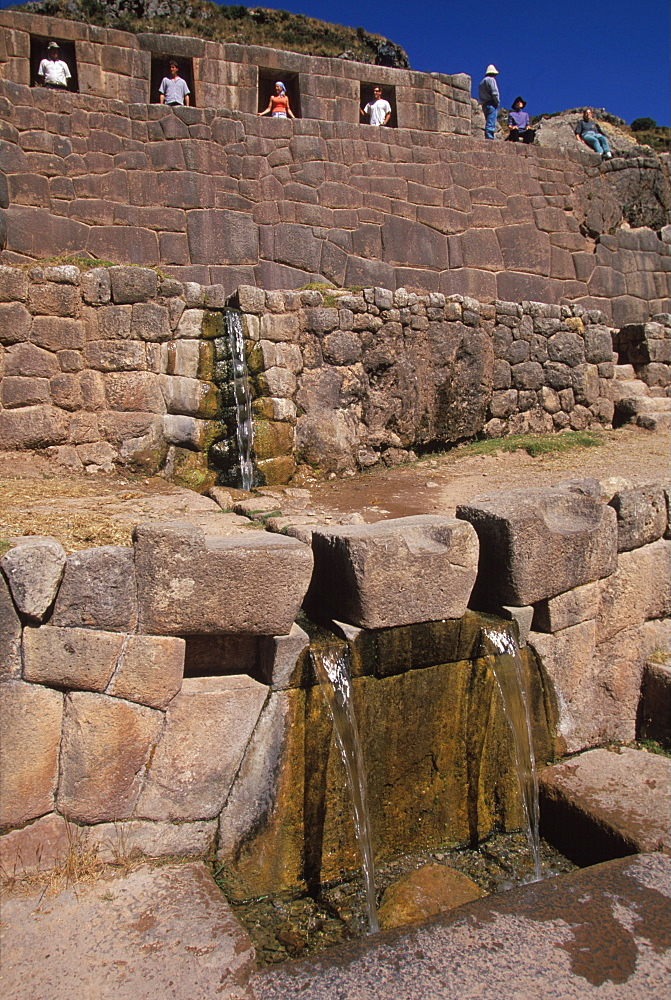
[1,484,668,894]
[0,9,472,132]
[0,68,669,326]
[2,266,669,482]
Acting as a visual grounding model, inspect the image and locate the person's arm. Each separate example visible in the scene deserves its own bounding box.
[184,94,190,107]
[285,96,295,119]
[360,104,368,118]
[508,112,518,129]
[258,100,272,116]
[158,79,166,104]
[159,94,165,104]
[383,111,391,125]
[491,80,500,107]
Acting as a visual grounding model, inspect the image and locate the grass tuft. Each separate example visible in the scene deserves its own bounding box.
[457,431,605,459]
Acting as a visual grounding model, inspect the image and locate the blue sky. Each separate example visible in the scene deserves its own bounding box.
[2,0,668,125]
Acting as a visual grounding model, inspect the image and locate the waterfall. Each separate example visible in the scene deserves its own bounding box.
[481,625,542,882]
[311,645,379,933]
[224,308,254,491]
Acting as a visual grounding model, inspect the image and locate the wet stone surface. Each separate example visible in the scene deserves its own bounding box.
[227,832,576,966]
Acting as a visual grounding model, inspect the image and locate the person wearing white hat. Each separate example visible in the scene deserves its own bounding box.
[37,41,71,90]
[478,64,500,140]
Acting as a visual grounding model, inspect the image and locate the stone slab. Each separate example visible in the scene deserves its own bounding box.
[457,488,618,606]
[540,747,671,866]
[250,854,671,1000]
[305,515,479,629]
[0,862,255,1000]
[0,536,66,620]
[134,521,313,635]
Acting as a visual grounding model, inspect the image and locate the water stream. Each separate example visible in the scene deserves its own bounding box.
[481,625,542,882]
[224,308,254,490]
[310,645,379,933]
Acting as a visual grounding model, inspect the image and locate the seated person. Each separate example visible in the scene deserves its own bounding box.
[158,61,190,107]
[506,96,535,144]
[360,87,392,126]
[574,108,612,159]
[37,41,71,90]
[258,82,295,119]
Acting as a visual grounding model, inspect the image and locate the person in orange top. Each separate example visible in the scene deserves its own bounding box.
[258,81,295,118]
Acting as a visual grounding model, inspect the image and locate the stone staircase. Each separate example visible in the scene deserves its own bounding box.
[611,362,671,431]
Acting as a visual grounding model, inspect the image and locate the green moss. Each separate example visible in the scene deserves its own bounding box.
[457,431,605,459]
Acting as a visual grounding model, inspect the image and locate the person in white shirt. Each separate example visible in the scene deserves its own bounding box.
[37,42,71,90]
[158,61,190,107]
[360,86,392,126]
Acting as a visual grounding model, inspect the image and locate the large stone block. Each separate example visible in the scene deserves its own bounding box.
[57,691,164,824]
[0,679,63,827]
[597,540,670,642]
[0,574,21,680]
[608,485,667,552]
[134,521,313,635]
[0,812,72,875]
[51,546,137,632]
[305,515,479,628]
[187,209,259,265]
[106,634,185,710]
[135,675,267,821]
[0,536,66,621]
[0,404,70,449]
[22,625,124,692]
[457,488,618,606]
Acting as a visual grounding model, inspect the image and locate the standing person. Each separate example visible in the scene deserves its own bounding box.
[258,81,295,118]
[506,96,535,144]
[478,64,500,140]
[574,108,612,159]
[360,86,392,126]
[37,41,71,90]
[158,61,190,107]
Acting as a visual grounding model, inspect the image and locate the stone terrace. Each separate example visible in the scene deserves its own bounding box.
[0,79,669,326]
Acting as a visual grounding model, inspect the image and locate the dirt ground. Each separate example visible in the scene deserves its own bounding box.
[0,425,668,552]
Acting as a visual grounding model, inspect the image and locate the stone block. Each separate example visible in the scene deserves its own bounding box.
[5,341,59,377]
[27,282,79,318]
[135,675,267,821]
[83,339,146,371]
[80,267,111,305]
[1,376,50,409]
[84,819,216,861]
[584,325,614,364]
[0,680,63,828]
[0,813,72,875]
[186,209,259,265]
[305,515,479,629]
[159,374,219,418]
[457,488,618,606]
[30,316,85,352]
[23,625,124,692]
[0,301,31,344]
[540,747,670,863]
[109,265,158,304]
[131,302,170,342]
[0,862,255,1000]
[322,331,362,366]
[0,265,28,302]
[106,634,185,710]
[57,691,164,824]
[597,540,670,642]
[497,224,551,275]
[51,546,137,632]
[105,371,166,413]
[608,485,667,552]
[0,404,70,449]
[134,522,313,635]
[0,574,22,680]
[0,536,66,621]
[532,581,600,633]
[257,623,311,690]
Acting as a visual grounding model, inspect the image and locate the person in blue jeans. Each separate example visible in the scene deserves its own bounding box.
[574,108,612,159]
[478,64,500,140]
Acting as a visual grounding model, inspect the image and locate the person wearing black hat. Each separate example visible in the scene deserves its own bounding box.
[506,96,535,144]
[37,41,71,90]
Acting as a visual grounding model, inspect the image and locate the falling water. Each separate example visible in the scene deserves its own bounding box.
[481,625,542,882]
[311,645,379,933]
[224,308,254,491]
